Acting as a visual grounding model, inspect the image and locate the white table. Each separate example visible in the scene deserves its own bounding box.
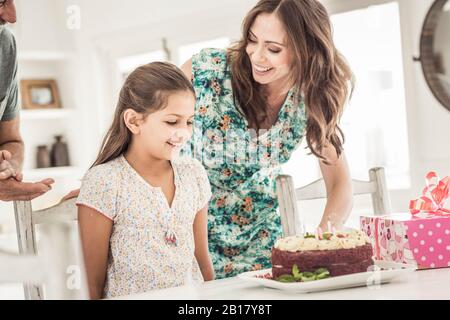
[117,267,450,300]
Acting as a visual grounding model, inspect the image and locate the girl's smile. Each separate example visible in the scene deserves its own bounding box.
[134,90,195,161]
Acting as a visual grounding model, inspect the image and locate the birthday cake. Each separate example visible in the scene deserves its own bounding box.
[271,229,373,281]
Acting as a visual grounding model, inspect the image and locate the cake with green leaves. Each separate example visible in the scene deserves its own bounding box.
[271,229,373,282]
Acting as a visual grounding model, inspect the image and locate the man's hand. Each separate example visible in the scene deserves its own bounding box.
[0,177,55,201]
[0,150,19,180]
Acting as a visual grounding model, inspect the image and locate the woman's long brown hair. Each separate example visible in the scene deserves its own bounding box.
[228,0,354,161]
[92,62,195,167]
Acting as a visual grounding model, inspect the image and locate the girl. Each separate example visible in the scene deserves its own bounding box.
[76,62,215,299]
[180,0,354,278]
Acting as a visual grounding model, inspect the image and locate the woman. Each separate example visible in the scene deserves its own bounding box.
[180,0,354,279]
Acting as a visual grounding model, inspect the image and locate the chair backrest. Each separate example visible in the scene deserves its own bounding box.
[0,221,88,300]
[13,198,78,300]
[276,167,391,237]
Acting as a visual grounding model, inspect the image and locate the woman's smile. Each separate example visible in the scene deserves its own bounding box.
[252,63,275,76]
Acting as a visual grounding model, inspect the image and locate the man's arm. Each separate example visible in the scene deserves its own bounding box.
[0,117,24,175]
[0,37,22,178]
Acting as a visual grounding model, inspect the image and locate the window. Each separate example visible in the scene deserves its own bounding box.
[283,1,410,190]
[333,2,410,189]
[282,1,410,229]
[177,37,230,66]
[117,50,167,82]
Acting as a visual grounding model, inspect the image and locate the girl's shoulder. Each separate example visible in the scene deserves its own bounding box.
[81,156,124,185]
[77,157,125,221]
[192,48,228,80]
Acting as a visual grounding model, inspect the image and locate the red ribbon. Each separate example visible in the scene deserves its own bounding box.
[409,171,450,216]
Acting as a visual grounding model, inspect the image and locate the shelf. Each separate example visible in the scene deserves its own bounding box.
[20,108,73,120]
[18,51,75,61]
[23,166,82,180]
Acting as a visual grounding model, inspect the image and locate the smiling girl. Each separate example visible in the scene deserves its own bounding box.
[76,62,214,299]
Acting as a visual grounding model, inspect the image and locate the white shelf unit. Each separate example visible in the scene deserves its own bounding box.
[20,108,74,120]
[18,51,75,62]
[15,51,85,210]
[24,166,81,180]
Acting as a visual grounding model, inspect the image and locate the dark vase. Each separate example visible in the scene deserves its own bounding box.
[36,145,51,168]
[50,135,70,167]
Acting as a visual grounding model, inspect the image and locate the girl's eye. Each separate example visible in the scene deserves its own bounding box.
[269,48,281,54]
[248,37,256,43]
[166,121,193,126]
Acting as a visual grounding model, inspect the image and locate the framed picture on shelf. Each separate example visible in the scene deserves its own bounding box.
[20,79,62,109]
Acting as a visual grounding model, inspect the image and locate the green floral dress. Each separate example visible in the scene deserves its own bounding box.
[183,48,307,278]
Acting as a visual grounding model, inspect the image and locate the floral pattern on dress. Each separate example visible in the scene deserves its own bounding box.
[182,48,307,278]
[76,155,212,298]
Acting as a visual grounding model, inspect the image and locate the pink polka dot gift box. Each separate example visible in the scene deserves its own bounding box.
[360,172,450,270]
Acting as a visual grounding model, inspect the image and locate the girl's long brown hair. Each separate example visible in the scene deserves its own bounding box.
[92,62,195,167]
[228,0,354,161]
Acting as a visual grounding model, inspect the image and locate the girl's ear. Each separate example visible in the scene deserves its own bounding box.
[123,109,143,134]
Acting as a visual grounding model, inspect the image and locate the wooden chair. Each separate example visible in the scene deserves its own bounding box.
[0,221,88,300]
[13,198,78,300]
[276,167,391,236]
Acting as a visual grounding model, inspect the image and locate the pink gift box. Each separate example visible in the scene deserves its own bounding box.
[360,213,450,269]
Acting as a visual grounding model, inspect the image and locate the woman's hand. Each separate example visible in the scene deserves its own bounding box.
[318,146,353,231]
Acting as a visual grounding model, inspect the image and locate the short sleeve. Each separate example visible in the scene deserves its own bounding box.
[190,158,212,212]
[76,164,119,221]
[1,31,19,121]
[187,48,229,161]
[1,75,19,121]
[191,48,228,82]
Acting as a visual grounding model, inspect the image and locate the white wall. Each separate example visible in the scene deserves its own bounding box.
[78,0,255,39]
[13,0,75,52]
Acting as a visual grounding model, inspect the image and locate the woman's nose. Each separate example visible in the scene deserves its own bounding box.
[253,45,266,62]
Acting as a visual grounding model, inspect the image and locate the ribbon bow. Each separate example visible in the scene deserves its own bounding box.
[409,171,450,216]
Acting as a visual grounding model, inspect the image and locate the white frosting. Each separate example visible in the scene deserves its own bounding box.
[274,229,371,252]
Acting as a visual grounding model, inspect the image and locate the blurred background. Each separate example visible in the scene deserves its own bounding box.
[1,0,449,298]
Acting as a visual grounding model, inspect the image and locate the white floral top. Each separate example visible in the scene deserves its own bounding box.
[76,155,212,298]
